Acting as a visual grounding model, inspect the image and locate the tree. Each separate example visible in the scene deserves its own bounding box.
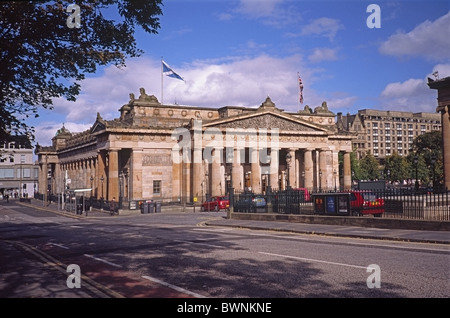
[359,153,380,181]
[0,0,163,142]
[384,152,410,183]
[408,131,443,187]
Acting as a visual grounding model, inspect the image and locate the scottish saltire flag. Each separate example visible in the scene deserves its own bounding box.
[298,73,304,104]
[162,60,184,81]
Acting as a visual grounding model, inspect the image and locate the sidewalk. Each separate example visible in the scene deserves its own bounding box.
[14,199,450,245]
[17,198,112,218]
[205,218,450,245]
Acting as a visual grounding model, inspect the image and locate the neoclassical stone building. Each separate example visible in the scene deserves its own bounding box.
[35,88,354,205]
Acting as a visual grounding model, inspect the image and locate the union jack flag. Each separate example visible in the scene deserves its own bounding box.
[298,73,304,104]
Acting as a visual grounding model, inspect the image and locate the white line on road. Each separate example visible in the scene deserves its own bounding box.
[142,275,206,298]
[83,254,122,268]
[259,252,367,269]
[48,242,69,249]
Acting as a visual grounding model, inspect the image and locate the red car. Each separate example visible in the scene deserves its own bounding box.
[201,196,229,212]
[349,190,384,217]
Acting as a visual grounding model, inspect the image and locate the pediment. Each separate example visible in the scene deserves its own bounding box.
[90,120,106,134]
[204,112,328,133]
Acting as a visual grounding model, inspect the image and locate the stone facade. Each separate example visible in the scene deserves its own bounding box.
[428,76,450,189]
[35,88,354,204]
[0,136,38,198]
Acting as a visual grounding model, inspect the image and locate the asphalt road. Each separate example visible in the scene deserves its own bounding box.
[1,199,449,302]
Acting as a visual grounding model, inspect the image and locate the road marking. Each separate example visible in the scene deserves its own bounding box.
[142,275,206,298]
[173,239,226,249]
[259,252,367,269]
[48,242,69,249]
[193,228,233,232]
[83,254,122,268]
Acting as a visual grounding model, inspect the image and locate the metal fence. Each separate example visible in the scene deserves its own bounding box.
[231,187,450,221]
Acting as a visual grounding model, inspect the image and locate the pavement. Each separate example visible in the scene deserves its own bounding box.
[7,198,450,245]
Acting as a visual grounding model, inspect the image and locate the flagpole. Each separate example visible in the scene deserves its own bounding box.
[161,56,164,104]
[297,72,300,112]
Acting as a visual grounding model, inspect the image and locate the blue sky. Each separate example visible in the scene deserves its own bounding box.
[33,0,450,146]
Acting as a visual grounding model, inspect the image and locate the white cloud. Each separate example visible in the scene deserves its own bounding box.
[38,55,331,139]
[380,76,439,113]
[33,54,381,146]
[379,11,450,62]
[308,48,339,63]
[381,78,427,99]
[430,63,450,79]
[34,121,92,148]
[301,17,344,41]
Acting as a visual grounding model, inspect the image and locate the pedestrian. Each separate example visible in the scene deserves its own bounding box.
[110,197,117,216]
[5,194,9,203]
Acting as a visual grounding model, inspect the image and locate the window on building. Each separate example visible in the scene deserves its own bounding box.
[0,168,14,178]
[153,180,161,195]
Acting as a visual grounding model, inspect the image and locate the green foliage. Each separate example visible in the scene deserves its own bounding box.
[0,0,163,142]
[407,131,443,186]
[358,153,380,180]
[384,152,410,182]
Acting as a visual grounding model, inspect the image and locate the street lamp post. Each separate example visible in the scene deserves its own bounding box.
[119,171,124,210]
[431,155,436,192]
[285,152,291,189]
[90,176,93,212]
[319,170,323,192]
[100,175,104,210]
[414,156,419,192]
[333,169,337,192]
[226,149,234,218]
[266,153,272,213]
[301,171,305,188]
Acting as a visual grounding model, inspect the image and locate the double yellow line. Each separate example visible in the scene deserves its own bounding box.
[3,240,124,298]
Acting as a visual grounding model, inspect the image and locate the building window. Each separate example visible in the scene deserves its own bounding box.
[153,180,161,195]
[0,168,14,178]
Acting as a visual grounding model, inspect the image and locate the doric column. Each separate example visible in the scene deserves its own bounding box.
[319,149,328,190]
[40,156,48,203]
[211,147,223,196]
[54,162,61,193]
[343,151,351,190]
[131,148,143,200]
[108,148,119,201]
[288,148,296,188]
[280,171,286,190]
[332,151,340,190]
[250,147,261,193]
[192,119,203,202]
[97,151,106,199]
[192,146,203,201]
[232,147,242,191]
[303,149,313,189]
[269,148,279,189]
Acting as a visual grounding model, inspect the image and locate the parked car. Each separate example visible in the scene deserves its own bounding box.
[349,190,384,217]
[234,194,266,212]
[201,196,229,212]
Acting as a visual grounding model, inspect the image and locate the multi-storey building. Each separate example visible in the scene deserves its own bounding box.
[0,135,39,198]
[337,109,441,161]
